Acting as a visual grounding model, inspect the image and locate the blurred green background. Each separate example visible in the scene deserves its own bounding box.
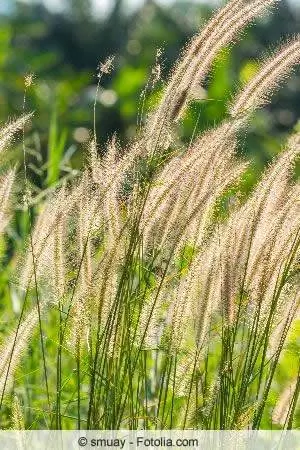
[0,0,300,193]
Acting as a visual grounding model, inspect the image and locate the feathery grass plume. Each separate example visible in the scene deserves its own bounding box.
[18,168,100,300]
[18,186,73,300]
[170,0,276,121]
[230,37,300,118]
[267,292,300,360]
[66,138,136,353]
[24,73,35,89]
[0,114,36,404]
[19,135,132,353]
[0,115,32,235]
[142,36,300,254]
[137,234,219,363]
[89,135,144,218]
[202,131,300,326]
[68,176,94,349]
[78,140,128,300]
[94,57,114,146]
[56,1,300,364]
[138,130,300,385]
[89,230,129,357]
[234,403,258,429]
[135,277,192,353]
[173,351,198,398]
[176,236,222,345]
[0,169,16,234]
[141,120,247,255]
[93,136,124,243]
[11,395,26,450]
[151,35,300,234]
[19,134,132,298]
[0,114,32,154]
[67,170,104,350]
[99,57,114,75]
[136,291,163,350]
[19,158,97,297]
[272,380,298,426]
[146,0,276,152]
[200,376,221,418]
[11,395,25,430]
[242,137,300,312]
[0,306,41,397]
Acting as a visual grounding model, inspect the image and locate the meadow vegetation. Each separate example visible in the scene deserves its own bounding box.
[0,0,300,430]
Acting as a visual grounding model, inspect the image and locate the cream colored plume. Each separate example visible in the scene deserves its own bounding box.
[0,115,32,236]
[137,130,300,358]
[230,38,300,118]
[11,395,25,430]
[141,33,300,253]
[0,169,16,234]
[0,114,32,154]
[146,0,276,152]
[272,379,298,426]
[0,306,40,397]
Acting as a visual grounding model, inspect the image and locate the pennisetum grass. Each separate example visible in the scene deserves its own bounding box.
[0,0,300,430]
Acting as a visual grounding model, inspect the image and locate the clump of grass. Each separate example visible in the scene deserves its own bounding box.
[0,0,300,430]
